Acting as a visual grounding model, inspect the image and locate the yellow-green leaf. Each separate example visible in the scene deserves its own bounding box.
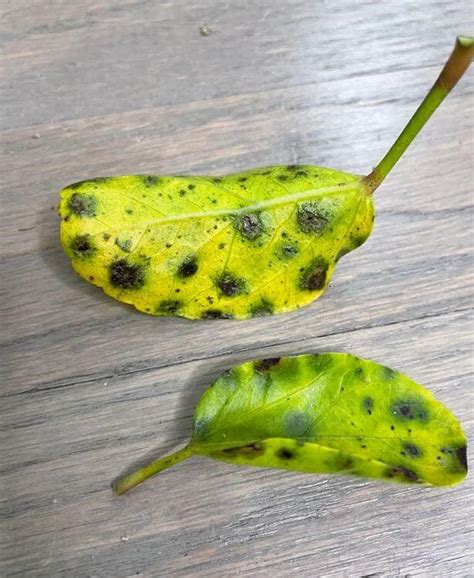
[112,353,467,495]
[59,37,473,319]
[59,167,373,319]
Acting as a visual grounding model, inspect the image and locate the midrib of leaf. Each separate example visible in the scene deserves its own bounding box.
[107,180,363,229]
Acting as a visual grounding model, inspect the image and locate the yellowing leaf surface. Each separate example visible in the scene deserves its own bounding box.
[59,166,374,319]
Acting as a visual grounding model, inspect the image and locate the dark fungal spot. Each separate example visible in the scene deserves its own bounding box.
[234,213,264,241]
[455,446,468,470]
[177,254,198,278]
[110,259,146,289]
[335,246,351,262]
[157,299,181,315]
[250,299,274,318]
[382,365,396,380]
[386,465,418,482]
[277,242,298,260]
[297,201,330,234]
[187,183,195,190]
[354,366,364,379]
[276,447,294,460]
[299,258,329,291]
[295,170,308,177]
[125,208,133,215]
[212,177,222,183]
[115,237,132,252]
[201,309,234,320]
[68,177,109,189]
[222,443,263,458]
[238,176,247,182]
[142,175,160,187]
[71,234,95,258]
[403,442,422,458]
[103,233,111,241]
[390,425,395,431]
[363,397,374,415]
[216,273,247,297]
[283,410,311,438]
[179,189,186,197]
[255,358,280,372]
[391,399,429,422]
[277,174,289,181]
[218,243,226,249]
[68,193,97,217]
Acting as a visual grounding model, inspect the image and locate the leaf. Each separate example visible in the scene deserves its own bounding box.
[112,353,467,495]
[59,167,373,319]
[59,37,473,319]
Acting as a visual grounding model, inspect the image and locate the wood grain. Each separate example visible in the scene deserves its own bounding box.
[1,1,473,576]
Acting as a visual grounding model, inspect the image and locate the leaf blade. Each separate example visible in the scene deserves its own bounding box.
[59,166,374,319]
[192,353,467,486]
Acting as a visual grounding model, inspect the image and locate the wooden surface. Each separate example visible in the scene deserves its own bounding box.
[1,1,473,576]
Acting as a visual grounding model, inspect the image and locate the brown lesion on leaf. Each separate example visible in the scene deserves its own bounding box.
[109,259,146,289]
[234,213,265,241]
[255,358,281,372]
[177,254,198,278]
[201,309,234,320]
[157,299,181,315]
[299,258,329,291]
[216,273,247,297]
[141,175,161,187]
[71,234,95,258]
[296,201,331,234]
[221,443,264,459]
[402,442,422,459]
[385,465,419,483]
[250,299,274,318]
[68,193,97,217]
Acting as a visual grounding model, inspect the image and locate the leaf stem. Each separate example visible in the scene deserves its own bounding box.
[363,36,473,194]
[112,445,194,496]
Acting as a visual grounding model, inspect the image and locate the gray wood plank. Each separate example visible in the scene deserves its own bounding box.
[1,0,473,576]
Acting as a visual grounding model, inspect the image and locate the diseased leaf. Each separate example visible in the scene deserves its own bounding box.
[60,37,473,320]
[112,353,467,495]
[59,168,373,319]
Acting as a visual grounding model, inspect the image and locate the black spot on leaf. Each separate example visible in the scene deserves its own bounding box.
[277,243,298,260]
[217,273,247,297]
[363,397,374,415]
[110,259,146,289]
[250,299,274,317]
[297,202,330,234]
[222,443,263,458]
[71,234,95,257]
[276,447,294,460]
[391,399,429,422]
[403,442,422,458]
[177,254,198,278]
[142,175,161,187]
[255,358,281,372]
[455,446,468,471]
[386,465,418,482]
[300,258,329,291]
[201,309,234,320]
[68,193,97,217]
[157,299,181,315]
[234,213,264,240]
